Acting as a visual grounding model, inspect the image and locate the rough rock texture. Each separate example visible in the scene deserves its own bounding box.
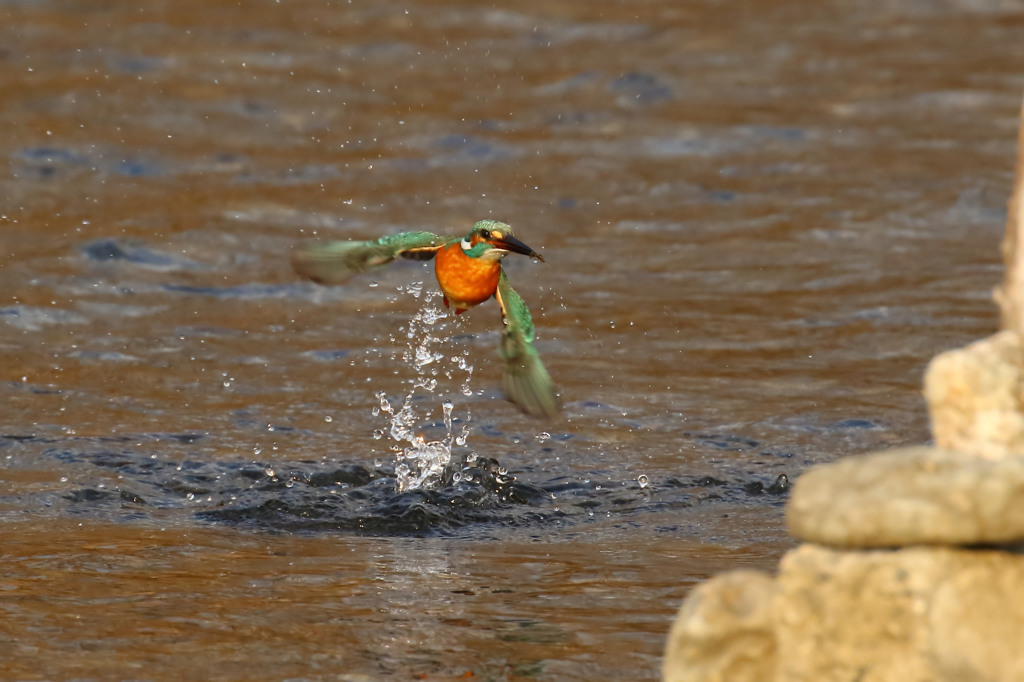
[665,543,1024,682]
[928,554,1024,681]
[776,544,1024,682]
[662,570,777,682]
[775,544,942,682]
[664,97,1024,682]
[786,446,1024,547]
[929,99,1024,459]
[924,331,1024,459]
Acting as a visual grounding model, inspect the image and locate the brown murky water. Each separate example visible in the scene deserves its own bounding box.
[0,0,1018,678]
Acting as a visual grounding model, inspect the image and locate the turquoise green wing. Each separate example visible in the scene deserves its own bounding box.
[291,231,447,284]
[495,271,560,419]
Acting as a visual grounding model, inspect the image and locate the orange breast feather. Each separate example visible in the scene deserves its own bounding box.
[434,243,501,311]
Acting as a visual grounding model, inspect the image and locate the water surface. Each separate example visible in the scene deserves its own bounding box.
[0,0,1017,678]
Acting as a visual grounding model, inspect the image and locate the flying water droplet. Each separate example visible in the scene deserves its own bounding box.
[415,377,438,392]
[369,294,481,492]
[638,474,649,489]
[421,307,445,325]
[413,346,432,366]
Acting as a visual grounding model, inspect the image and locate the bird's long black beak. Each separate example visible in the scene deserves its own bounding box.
[492,234,545,262]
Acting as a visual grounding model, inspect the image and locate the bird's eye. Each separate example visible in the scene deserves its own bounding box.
[479,229,491,240]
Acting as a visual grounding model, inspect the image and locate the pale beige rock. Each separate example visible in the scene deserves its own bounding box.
[786,446,1024,548]
[775,544,943,682]
[924,331,1024,460]
[774,544,1024,682]
[929,555,1024,681]
[662,570,777,682]
[665,545,1024,682]
[664,95,1024,682]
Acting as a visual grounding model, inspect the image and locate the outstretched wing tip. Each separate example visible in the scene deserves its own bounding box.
[495,272,560,419]
[291,231,446,285]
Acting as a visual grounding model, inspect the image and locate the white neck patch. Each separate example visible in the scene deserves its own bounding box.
[460,237,472,251]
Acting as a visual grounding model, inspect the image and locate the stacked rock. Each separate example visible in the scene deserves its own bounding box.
[664,98,1024,682]
[664,446,1024,681]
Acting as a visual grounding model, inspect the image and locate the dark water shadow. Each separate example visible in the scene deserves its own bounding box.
[28,436,790,538]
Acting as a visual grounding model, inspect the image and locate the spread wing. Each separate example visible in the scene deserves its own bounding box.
[495,271,560,419]
[291,231,447,284]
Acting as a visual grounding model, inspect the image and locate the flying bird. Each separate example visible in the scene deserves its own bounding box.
[291,219,560,418]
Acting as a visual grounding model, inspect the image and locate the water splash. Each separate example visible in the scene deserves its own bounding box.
[375,284,474,492]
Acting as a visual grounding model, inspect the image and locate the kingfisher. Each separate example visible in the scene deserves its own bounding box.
[291,219,560,419]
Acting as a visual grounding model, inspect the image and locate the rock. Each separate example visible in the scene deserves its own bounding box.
[665,96,1024,682]
[665,533,1024,682]
[662,570,777,682]
[929,554,1024,681]
[924,331,1024,460]
[993,87,1024,335]
[776,544,941,682]
[775,544,1024,682]
[786,446,1024,548]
